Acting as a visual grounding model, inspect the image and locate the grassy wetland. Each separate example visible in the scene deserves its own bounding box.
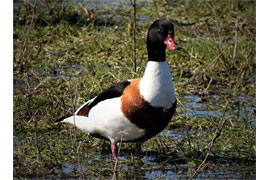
[13,0,255,179]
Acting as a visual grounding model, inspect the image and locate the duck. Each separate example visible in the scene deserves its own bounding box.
[56,19,181,160]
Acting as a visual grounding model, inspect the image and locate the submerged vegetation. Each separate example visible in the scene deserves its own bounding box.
[13,0,255,179]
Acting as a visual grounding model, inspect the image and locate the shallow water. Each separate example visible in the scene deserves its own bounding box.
[180,94,256,121]
[56,148,255,179]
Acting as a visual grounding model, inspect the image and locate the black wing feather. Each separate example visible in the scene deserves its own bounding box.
[85,80,130,116]
[56,80,130,120]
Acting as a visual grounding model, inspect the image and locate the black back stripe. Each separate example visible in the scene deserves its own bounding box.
[79,80,130,117]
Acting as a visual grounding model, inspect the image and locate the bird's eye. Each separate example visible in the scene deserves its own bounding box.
[159,28,163,32]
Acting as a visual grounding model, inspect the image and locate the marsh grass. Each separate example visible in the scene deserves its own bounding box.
[13,0,255,179]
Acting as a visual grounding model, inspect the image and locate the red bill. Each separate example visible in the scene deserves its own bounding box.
[164,34,181,51]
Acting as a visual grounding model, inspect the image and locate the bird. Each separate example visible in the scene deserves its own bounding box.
[56,19,181,160]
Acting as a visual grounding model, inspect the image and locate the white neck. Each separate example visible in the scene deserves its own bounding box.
[139,61,176,108]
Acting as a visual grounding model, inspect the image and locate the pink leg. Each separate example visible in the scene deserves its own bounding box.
[111,143,118,160]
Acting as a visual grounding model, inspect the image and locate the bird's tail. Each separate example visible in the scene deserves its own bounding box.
[55,115,71,122]
[55,98,95,123]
